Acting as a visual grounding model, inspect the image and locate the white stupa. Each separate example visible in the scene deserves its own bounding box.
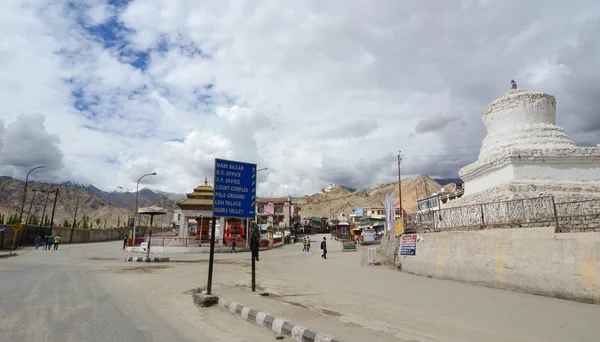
[457,80,600,203]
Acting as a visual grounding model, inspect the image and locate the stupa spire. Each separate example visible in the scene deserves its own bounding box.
[204,176,208,185]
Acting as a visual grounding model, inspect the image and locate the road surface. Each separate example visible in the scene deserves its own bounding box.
[0,242,276,342]
[3,236,600,342]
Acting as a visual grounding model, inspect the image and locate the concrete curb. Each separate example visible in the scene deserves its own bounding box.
[219,298,340,342]
[124,256,170,262]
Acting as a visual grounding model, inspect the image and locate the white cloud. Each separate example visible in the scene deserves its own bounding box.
[1,0,600,196]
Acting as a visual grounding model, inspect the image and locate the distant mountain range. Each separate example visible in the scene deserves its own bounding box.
[59,181,185,207]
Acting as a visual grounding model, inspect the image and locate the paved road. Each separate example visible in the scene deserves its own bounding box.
[0,243,276,342]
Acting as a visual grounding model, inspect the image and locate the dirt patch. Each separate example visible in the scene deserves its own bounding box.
[284,301,310,310]
[86,256,120,261]
[345,322,364,328]
[171,259,250,267]
[113,265,171,273]
[320,308,343,317]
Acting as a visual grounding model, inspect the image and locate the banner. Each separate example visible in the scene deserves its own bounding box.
[395,219,404,236]
[400,234,417,256]
[384,192,395,233]
[264,205,274,215]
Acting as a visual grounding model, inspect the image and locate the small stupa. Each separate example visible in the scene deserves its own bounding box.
[456,80,600,203]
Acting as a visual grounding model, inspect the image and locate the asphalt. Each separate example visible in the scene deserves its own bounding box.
[0,243,275,342]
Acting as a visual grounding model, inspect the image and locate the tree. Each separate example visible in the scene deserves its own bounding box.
[29,214,39,226]
[90,222,93,229]
[44,216,51,226]
[117,216,120,227]
[82,214,89,229]
[96,218,101,226]
[7,215,16,225]
[63,219,71,228]
[0,214,4,225]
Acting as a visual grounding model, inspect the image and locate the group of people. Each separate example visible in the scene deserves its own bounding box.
[302,236,328,259]
[34,234,60,250]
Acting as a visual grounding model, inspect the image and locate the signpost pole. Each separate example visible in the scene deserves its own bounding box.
[206,217,217,295]
[209,158,257,296]
[251,245,256,292]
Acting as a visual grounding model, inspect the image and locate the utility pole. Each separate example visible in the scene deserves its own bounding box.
[423,179,429,197]
[70,198,79,243]
[397,151,403,218]
[49,188,58,235]
[39,190,51,229]
[160,196,166,231]
[25,189,38,225]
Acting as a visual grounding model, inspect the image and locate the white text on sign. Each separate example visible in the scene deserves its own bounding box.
[216,162,244,171]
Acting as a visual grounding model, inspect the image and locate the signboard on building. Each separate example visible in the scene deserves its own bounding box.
[213,158,257,219]
[399,234,417,256]
[355,208,364,217]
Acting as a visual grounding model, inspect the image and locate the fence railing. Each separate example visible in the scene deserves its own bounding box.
[405,196,600,234]
[140,237,218,247]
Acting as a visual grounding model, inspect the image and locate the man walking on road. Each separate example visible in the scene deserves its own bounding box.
[123,235,127,249]
[35,235,41,249]
[302,237,307,252]
[54,235,61,250]
[46,234,53,250]
[306,237,311,252]
[230,239,237,253]
[320,237,327,259]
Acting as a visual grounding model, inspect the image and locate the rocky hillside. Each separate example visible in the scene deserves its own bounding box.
[0,177,180,229]
[297,175,458,220]
[297,186,384,219]
[367,175,450,213]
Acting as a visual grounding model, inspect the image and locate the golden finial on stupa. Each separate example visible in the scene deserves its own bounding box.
[204,176,208,185]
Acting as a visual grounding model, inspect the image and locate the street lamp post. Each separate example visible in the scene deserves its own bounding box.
[18,166,46,223]
[132,172,157,245]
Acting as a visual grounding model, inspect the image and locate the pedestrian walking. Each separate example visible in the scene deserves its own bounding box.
[306,237,311,252]
[46,234,53,250]
[230,239,237,253]
[54,235,61,250]
[302,237,307,252]
[34,235,41,249]
[123,235,128,249]
[320,237,327,259]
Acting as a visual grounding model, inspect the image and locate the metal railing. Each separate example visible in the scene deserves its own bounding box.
[140,237,217,247]
[405,196,600,234]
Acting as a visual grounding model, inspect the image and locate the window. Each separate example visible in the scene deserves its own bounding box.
[274,204,284,214]
[258,205,264,213]
[178,214,181,220]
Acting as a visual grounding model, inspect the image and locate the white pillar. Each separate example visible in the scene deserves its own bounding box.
[219,217,225,244]
[179,215,189,239]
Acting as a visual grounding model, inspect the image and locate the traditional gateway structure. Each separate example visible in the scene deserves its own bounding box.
[177,177,250,246]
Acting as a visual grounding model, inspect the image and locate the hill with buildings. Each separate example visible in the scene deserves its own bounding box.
[296,175,458,220]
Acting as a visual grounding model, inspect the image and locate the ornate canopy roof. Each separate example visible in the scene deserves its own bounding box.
[177,177,214,210]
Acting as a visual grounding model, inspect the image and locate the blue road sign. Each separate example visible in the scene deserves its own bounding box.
[213,158,257,219]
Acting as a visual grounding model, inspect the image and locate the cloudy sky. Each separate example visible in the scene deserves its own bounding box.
[1,0,599,196]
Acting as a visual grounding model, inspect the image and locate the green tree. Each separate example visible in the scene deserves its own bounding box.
[117,216,121,227]
[63,219,70,228]
[96,218,101,226]
[90,222,93,229]
[44,216,51,226]
[29,214,39,226]
[0,214,4,225]
[82,214,89,229]
[7,215,16,225]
